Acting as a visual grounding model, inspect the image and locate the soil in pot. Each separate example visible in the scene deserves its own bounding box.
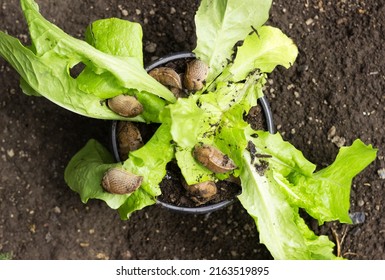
[112,53,271,211]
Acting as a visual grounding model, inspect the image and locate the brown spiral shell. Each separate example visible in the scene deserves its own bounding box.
[101,168,143,195]
[183,59,209,91]
[117,121,143,161]
[107,94,144,118]
[193,144,237,173]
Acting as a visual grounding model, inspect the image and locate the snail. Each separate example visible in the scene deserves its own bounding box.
[149,67,185,98]
[183,180,217,205]
[193,144,237,173]
[107,94,144,117]
[117,121,143,161]
[149,67,183,89]
[101,168,143,195]
[183,59,209,91]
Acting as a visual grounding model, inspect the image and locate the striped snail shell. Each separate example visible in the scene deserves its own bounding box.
[101,168,143,195]
[149,67,185,98]
[149,67,183,89]
[183,59,209,91]
[117,121,143,161]
[107,94,143,118]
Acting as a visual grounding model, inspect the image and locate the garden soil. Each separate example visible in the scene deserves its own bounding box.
[0,0,384,260]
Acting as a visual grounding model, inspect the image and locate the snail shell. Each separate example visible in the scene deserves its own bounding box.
[149,67,185,99]
[117,121,143,161]
[193,144,237,173]
[183,180,217,205]
[149,67,183,90]
[101,168,143,195]
[107,94,144,118]
[183,59,209,91]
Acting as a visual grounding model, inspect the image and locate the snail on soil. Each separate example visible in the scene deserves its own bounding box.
[193,144,237,173]
[107,94,143,117]
[117,121,143,161]
[149,67,184,98]
[183,180,217,205]
[101,168,143,195]
[183,59,209,91]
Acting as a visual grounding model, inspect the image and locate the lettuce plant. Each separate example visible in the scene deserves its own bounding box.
[0,0,377,259]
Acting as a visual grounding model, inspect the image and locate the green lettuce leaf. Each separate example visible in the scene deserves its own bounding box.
[170,72,266,184]
[194,0,272,80]
[64,122,175,219]
[231,26,299,81]
[64,139,129,209]
[117,122,175,219]
[20,0,174,102]
[169,97,217,184]
[77,18,167,122]
[239,150,339,260]
[122,122,174,199]
[309,140,377,223]
[0,0,175,120]
[85,18,144,64]
[0,32,128,119]
[237,132,377,259]
[77,18,143,98]
[249,132,377,224]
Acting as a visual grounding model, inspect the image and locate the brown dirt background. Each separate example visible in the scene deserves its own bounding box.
[0,0,384,260]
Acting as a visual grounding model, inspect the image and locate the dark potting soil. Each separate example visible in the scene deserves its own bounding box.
[0,0,384,260]
[158,162,241,208]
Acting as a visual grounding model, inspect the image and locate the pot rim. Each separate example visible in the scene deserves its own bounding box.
[111,52,275,214]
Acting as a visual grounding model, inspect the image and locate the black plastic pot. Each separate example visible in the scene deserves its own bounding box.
[111,52,275,214]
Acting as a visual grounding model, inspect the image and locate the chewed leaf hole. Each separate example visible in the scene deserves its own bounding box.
[69,62,86,78]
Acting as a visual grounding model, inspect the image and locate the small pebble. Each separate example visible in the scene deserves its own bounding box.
[79,242,89,248]
[45,232,53,243]
[6,149,14,158]
[53,206,61,214]
[287,84,295,90]
[145,42,157,53]
[96,252,109,260]
[327,126,336,140]
[349,212,366,224]
[331,135,346,147]
[305,18,314,25]
[29,224,36,233]
[357,199,365,207]
[121,250,133,259]
[377,168,385,179]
